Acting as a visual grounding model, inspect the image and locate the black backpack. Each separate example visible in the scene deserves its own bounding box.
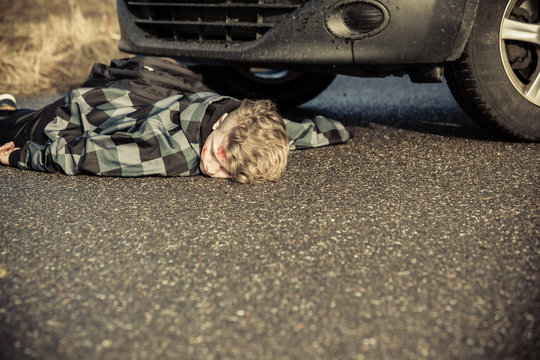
[82,56,211,100]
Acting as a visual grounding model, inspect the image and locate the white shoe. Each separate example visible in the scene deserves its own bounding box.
[0,94,16,110]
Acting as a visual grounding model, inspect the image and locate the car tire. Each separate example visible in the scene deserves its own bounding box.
[446,0,540,140]
[196,66,336,108]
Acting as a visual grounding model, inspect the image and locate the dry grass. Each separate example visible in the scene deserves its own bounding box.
[0,0,125,95]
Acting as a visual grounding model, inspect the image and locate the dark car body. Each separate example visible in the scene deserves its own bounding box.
[116,0,540,140]
[117,0,478,77]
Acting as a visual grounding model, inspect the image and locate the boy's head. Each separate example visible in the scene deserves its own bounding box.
[199,99,290,183]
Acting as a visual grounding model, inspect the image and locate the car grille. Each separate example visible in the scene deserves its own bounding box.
[124,0,306,43]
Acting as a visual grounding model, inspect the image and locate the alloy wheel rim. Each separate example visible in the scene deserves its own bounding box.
[499,0,540,106]
[236,67,304,85]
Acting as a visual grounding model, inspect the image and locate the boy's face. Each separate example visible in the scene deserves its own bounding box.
[199,114,232,179]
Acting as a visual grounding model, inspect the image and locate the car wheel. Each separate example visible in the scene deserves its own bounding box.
[197,66,336,108]
[446,0,540,140]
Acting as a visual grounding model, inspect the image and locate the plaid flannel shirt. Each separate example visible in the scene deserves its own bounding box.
[16,87,349,177]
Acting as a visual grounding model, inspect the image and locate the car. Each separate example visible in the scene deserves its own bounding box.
[116,0,540,140]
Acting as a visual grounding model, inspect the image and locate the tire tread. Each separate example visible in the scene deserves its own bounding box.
[446,44,516,138]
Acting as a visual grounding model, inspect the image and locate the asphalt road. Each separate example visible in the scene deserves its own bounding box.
[1,76,539,359]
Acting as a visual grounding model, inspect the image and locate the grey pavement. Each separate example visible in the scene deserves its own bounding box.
[1,76,539,359]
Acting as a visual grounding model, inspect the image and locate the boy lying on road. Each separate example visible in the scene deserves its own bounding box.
[0,57,349,183]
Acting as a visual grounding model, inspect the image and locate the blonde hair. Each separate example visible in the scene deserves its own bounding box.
[221,99,289,184]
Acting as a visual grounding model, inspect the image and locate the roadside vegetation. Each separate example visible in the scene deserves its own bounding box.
[0,0,125,95]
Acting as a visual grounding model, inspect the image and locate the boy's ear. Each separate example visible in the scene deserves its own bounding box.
[213,113,228,131]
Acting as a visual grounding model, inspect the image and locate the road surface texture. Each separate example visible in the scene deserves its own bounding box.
[1,76,539,359]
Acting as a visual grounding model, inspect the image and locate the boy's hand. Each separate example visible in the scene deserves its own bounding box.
[0,141,19,165]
